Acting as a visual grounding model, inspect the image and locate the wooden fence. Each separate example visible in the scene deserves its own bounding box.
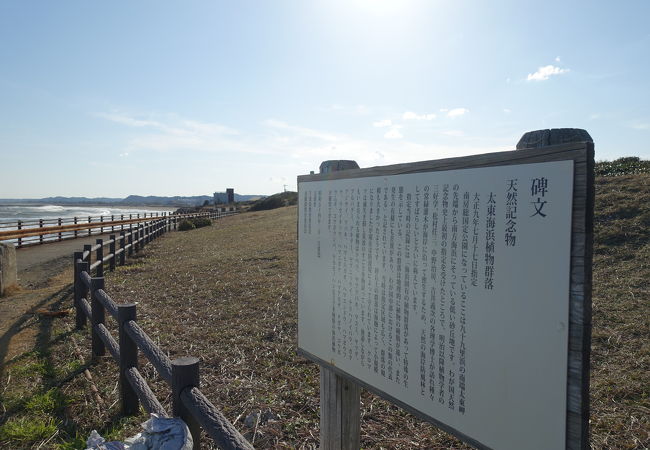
[72,210,253,450]
[0,208,237,248]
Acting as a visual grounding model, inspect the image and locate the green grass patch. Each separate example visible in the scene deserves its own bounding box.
[0,416,58,443]
[25,389,68,414]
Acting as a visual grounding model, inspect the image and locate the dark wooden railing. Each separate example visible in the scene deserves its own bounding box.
[73,211,253,449]
[0,207,238,248]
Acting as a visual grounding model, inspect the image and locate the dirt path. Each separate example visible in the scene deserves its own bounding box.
[16,232,114,288]
[0,235,111,366]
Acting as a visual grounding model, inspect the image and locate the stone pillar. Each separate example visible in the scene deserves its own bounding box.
[516,128,592,149]
[319,160,359,174]
[0,243,18,296]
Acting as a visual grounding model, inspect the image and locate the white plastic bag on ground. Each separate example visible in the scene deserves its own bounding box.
[86,414,193,450]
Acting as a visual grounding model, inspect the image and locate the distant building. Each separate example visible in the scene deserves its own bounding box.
[226,188,234,204]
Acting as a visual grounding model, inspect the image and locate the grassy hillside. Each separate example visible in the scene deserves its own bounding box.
[590,173,650,449]
[249,191,297,211]
[0,169,648,448]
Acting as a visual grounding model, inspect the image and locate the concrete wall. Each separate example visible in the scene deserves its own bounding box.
[0,242,17,296]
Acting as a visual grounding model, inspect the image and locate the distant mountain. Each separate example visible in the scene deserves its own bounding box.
[121,193,260,206]
[0,193,263,207]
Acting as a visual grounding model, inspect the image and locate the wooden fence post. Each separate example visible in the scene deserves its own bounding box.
[74,217,78,238]
[111,215,114,232]
[39,219,44,244]
[73,252,86,329]
[58,218,62,241]
[109,235,116,272]
[118,303,139,415]
[90,277,105,359]
[96,239,104,277]
[129,225,134,255]
[17,220,22,247]
[100,216,104,234]
[172,357,202,450]
[88,217,92,236]
[119,232,126,266]
[318,159,361,450]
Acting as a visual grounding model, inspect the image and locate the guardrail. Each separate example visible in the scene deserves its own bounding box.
[0,207,237,248]
[72,210,252,449]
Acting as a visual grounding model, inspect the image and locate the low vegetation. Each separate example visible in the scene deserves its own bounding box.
[249,192,297,211]
[178,219,195,231]
[595,156,650,177]
[0,165,648,448]
[178,217,212,231]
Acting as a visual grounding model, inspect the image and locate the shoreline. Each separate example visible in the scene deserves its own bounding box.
[0,202,179,209]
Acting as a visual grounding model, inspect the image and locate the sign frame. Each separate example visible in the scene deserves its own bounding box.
[297,142,594,450]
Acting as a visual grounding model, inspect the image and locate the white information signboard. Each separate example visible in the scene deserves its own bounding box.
[298,160,575,450]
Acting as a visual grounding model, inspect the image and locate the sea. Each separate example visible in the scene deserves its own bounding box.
[0,204,175,225]
[0,205,176,246]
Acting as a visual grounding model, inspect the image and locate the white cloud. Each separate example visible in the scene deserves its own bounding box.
[527,65,569,81]
[264,119,339,142]
[95,110,512,182]
[119,152,129,157]
[630,122,650,130]
[402,111,436,121]
[384,128,403,139]
[555,56,561,62]
[441,130,464,137]
[96,111,238,136]
[373,119,393,127]
[503,108,512,114]
[447,108,469,117]
[96,112,163,129]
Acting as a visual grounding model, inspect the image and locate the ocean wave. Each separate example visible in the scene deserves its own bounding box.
[0,205,175,223]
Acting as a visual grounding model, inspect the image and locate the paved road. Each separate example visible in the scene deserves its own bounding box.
[16,233,115,288]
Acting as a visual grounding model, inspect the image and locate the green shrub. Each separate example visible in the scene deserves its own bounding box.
[191,217,212,228]
[178,220,195,231]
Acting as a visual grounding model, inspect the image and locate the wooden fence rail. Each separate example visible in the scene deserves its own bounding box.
[0,207,238,248]
[72,210,253,449]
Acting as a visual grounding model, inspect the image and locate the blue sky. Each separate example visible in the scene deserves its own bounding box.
[1,0,649,197]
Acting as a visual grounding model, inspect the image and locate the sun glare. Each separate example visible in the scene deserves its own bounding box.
[352,0,420,16]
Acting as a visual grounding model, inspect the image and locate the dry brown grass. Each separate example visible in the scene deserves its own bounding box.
[98,207,471,449]
[1,173,648,448]
[590,174,650,449]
